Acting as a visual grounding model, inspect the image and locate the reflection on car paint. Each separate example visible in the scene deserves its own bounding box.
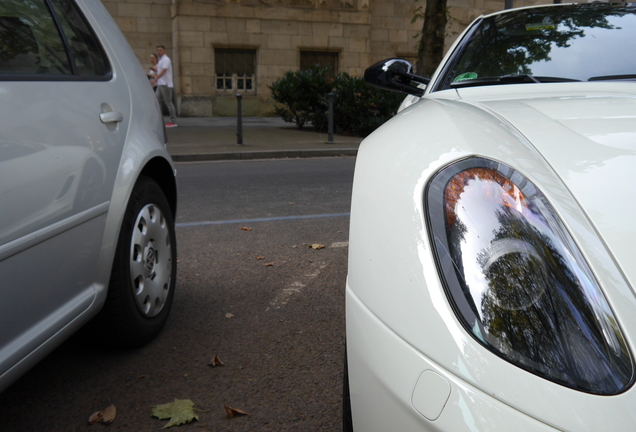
[0,142,104,245]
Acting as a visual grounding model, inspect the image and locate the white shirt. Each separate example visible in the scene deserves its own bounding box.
[156,54,173,88]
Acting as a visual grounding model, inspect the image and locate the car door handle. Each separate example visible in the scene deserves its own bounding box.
[99,110,123,124]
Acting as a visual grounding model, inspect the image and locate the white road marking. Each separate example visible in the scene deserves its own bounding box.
[268,262,327,310]
[329,241,349,248]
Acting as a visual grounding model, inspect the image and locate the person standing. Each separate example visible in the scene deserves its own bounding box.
[151,45,177,128]
[146,53,158,91]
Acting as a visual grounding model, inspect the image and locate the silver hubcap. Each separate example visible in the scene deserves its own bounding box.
[130,204,172,317]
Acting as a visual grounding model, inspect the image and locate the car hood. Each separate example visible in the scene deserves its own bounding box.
[458,84,636,290]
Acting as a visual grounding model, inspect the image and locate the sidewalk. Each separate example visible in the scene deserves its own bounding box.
[165,117,363,162]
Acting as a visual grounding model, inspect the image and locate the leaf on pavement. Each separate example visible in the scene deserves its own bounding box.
[225,313,234,319]
[240,227,252,231]
[208,354,225,367]
[88,404,116,425]
[263,262,275,266]
[310,244,325,250]
[152,399,199,428]
[255,256,265,260]
[224,405,248,419]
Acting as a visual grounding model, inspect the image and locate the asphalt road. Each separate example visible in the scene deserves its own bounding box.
[0,157,356,431]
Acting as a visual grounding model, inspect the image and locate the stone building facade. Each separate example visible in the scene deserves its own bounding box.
[101,0,553,116]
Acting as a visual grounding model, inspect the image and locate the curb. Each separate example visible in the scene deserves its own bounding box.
[171,148,359,162]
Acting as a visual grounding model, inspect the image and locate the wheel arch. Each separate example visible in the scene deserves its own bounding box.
[139,156,177,219]
[94,154,176,297]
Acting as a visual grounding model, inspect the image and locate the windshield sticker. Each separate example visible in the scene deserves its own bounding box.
[454,72,478,82]
[526,17,555,31]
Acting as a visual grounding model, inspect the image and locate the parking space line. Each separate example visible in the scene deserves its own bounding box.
[329,241,349,248]
[268,263,328,310]
[176,213,350,228]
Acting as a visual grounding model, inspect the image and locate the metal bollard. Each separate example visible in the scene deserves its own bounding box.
[236,93,243,146]
[327,92,334,144]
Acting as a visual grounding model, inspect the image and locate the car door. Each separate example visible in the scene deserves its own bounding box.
[0,0,130,376]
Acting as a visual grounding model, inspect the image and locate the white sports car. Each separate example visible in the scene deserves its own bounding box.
[345,3,636,431]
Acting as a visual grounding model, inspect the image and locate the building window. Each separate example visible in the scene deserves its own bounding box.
[300,50,338,76]
[215,48,256,93]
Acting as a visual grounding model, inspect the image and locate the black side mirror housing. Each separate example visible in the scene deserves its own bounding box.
[364,59,430,97]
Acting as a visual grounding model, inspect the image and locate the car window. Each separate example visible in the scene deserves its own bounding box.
[0,0,110,79]
[437,4,636,90]
[0,0,71,75]
[48,0,109,77]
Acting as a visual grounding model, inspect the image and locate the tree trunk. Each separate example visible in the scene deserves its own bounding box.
[416,0,448,77]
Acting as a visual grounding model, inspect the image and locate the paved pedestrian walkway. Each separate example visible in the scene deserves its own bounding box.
[165,117,362,162]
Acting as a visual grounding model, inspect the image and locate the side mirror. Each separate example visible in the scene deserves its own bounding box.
[364,59,430,97]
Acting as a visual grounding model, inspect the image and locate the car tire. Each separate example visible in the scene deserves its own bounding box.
[101,175,176,348]
[343,347,354,432]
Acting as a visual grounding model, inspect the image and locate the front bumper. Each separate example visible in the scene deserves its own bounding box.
[345,284,559,432]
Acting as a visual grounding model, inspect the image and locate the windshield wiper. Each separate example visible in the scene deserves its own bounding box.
[451,74,581,88]
[588,74,636,82]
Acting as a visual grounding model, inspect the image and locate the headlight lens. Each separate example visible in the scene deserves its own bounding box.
[426,157,633,394]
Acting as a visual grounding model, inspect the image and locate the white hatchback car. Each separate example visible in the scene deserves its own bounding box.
[0,0,177,392]
[346,3,636,431]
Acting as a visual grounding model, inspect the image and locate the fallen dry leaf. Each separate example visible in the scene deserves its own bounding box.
[209,354,225,367]
[310,244,325,250]
[263,262,275,266]
[152,399,199,428]
[224,405,248,419]
[240,227,252,231]
[88,404,116,425]
[225,313,234,319]
[255,256,265,260]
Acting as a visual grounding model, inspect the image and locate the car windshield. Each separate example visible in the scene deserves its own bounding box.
[437,4,636,90]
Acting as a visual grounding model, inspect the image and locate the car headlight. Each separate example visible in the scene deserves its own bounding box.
[426,157,633,394]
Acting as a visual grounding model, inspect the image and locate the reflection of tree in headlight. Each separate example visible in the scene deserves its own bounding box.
[479,237,548,311]
[440,162,633,393]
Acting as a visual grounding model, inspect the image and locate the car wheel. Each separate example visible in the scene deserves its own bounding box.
[343,347,354,432]
[102,175,176,347]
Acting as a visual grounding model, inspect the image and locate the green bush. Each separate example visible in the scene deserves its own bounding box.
[269,68,404,136]
[315,72,404,136]
[268,65,333,129]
